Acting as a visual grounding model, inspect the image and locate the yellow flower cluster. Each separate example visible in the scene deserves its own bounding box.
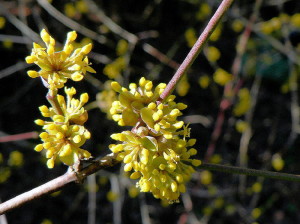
[34,87,91,168]
[213,68,232,86]
[96,81,117,119]
[109,77,201,202]
[233,88,251,116]
[25,29,95,90]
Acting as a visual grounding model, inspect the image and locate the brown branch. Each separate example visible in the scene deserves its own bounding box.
[0,153,119,215]
[0,131,38,142]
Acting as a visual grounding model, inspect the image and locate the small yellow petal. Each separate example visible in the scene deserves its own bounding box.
[71,73,83,81]
[73,135,81,143]
[34,144,44,152]
[130,171,141,179]
[81,43,92,54]
[80,93,89,104]
[67,31,77,42]
[40,29,50,43]
[25,56,37,64]
[111,81,122,92]
[34,119,45,126]
[27,70,39,78]
[47,158,55,168]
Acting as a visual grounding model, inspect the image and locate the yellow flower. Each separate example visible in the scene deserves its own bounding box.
[96,81,117,119]
[231,19,244,33]
[116,39,129,56]
[75,0,89,14]
[8,151,24,167]
[196,3,211,21]
[25,29,95,90]
[64,3,76,18]
[198,75,210,89]
[251,208,262,219]
[103,57,126,79]
[272,153,284,171]
[233,88,251,116]
[210,25,222,42]
[213,68,232,86]
[176,75,190,96]
[0,17,6,29]
[291,13,300,28]
[206,46,221,62]
[185,28,197,48]
[34,87,91,168]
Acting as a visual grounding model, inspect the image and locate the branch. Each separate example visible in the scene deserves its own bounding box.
[199,163,300,183]
[0,131,38,142]
[0,153,119,215]
[84,0,180,70]
[2,152,300,215]
[37,0,106,44]
[157,0,235,103]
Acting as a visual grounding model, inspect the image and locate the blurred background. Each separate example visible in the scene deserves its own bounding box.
[1,0,300,223]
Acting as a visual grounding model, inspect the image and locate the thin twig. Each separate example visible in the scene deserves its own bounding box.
[87,174,97,224]
[157,0,235,103]
[0,2,40,42]
[84,0,179,69]
[0,131,38,142]
[0,62,31,80]
[84,0,137,44]
[199,163,300,183]
[110,175,122,224]
[37,0,106,44]
[238,74,261,195]
[139,193,151,224]
[0,34,31,44]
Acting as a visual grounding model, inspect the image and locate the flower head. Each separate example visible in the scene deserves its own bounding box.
[34,87,91,168]
[26,29,95,90]
[109,77,200,202]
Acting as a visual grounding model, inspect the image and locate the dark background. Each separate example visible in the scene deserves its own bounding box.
[1,0,300,223]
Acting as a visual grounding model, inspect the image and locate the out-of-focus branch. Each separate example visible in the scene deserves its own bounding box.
[157,0,235,103]
[0,131,38,142]
[37,0,106,44]
[204,0,262,162]
[199,163,300,182]
[84,0,137,44]
[84,0,180,69]
[0,3,40,42]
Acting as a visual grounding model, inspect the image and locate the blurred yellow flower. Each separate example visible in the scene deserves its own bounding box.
[213,68,232,86]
